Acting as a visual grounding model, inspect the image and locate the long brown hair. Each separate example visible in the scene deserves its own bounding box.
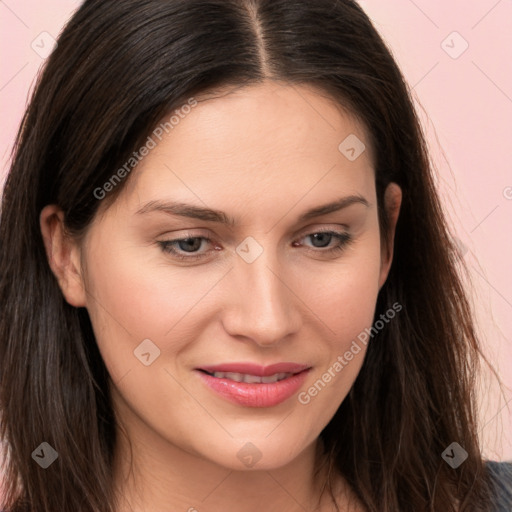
[0,0,499,510]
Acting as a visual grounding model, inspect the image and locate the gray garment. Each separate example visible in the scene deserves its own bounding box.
[487,460,512,511]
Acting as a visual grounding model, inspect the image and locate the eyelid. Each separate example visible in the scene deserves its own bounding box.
[157,224,350,246]
[296,223,350,235]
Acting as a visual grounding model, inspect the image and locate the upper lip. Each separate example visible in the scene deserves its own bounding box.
[197,362,310,376]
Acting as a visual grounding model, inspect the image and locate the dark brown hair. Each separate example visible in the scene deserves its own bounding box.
[0,0,500,510]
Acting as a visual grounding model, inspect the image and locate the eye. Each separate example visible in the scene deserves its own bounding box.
[158,235,215,261]
[157,229,354,262]
[294,230,353,256]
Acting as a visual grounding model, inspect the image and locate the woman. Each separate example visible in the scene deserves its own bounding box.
[0,0,510,510]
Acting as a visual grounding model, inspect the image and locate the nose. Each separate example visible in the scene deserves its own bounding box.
[221,246,302,347]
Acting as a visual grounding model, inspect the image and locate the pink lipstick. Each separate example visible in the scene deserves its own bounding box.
[196,362,311,407]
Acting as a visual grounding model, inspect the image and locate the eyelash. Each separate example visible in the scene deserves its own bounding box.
[157,230,354,261]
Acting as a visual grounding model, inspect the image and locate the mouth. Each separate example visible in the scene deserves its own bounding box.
[195,362,311,407]
[198,370,295,384]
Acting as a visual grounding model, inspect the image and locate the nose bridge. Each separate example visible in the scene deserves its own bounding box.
[224,237,300,345]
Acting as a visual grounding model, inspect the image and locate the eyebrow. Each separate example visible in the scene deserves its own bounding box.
[135,195,369,227]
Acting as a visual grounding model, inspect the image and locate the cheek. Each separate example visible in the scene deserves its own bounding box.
[313,266,380,331]
[299,236,382,340]
[81,239,216,381]
[296,241,382,412]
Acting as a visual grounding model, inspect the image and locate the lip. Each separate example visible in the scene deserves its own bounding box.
[196,362,311,408]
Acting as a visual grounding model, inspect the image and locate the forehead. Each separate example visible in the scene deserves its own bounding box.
[161,81,372,166]
[107,82,375,219]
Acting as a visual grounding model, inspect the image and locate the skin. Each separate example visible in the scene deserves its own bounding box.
[40,81,402,512]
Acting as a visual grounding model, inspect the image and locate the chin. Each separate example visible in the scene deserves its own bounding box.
[199,433,316,472]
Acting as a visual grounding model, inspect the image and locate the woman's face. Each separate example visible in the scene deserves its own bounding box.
[46,82,401,471]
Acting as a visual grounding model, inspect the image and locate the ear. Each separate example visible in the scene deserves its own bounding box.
[40,205,87,307]
[378,182,402,290]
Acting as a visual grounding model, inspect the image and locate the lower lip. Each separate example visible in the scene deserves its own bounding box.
[196,369,310,407]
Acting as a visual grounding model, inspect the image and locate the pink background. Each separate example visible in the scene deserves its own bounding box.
[1,1,511,460]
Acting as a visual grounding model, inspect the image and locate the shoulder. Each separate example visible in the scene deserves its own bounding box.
[486,460,512,512]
